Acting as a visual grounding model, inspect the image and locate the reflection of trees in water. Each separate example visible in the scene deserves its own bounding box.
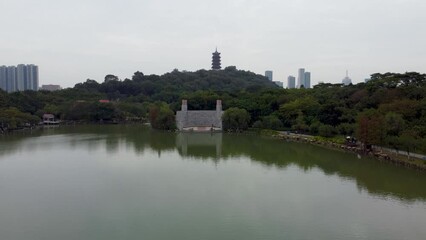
[1,125,425,202]
[0,129,46,157]
[0,126,117,157]
[62,125,177,154]
[217,135,426,202]
[0,125,177,157]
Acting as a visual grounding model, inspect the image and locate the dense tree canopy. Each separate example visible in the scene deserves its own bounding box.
[148,102,175,130]
[0,69,425,153]
[222,107,251,132]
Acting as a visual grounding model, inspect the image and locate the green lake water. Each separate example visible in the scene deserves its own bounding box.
[0,125,425,240]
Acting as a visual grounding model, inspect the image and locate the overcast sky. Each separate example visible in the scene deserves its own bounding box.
[1,0,425,88]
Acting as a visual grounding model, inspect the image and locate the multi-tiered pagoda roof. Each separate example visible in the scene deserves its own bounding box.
[212,48,221,70]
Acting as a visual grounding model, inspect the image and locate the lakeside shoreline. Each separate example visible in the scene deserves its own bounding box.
[265,130,426,171]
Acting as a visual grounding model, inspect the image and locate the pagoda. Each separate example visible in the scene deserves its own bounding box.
[211,48,221,70]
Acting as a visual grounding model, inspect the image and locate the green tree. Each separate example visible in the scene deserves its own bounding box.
[104,74,119,82]
[318,124,336,137]
[384,112,405,136]
[64,102,92,120]
[89,102,121,122]
[291,113,309,133]
[261,115,283,130]
[336,123,356,136]
[278,97,320,127]
[149,103,175,130]
[252,120,263,129]
[0,107,40,129]
[222,107,250,132]
[356,109,385,149]
[309,121,321,134]
[398,131,420,159]
[318,102,343,126]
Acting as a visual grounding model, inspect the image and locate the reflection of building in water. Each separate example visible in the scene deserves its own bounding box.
[176,133,222,159]
[176,99,223,132]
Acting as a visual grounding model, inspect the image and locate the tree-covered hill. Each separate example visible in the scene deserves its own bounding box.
[74,67,278,103]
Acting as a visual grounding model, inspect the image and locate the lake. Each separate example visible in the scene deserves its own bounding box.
[0,125,425,240]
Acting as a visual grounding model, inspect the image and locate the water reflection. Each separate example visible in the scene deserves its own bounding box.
[176,133,222,160]
[0,125,425,202]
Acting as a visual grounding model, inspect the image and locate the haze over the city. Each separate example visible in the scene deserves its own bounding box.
[1,0,425,87]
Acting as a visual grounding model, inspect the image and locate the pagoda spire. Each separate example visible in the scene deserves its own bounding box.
[212,48,221,70]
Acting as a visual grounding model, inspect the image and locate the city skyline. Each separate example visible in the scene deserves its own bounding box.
[1,0,425,88]
[0,64,39,92]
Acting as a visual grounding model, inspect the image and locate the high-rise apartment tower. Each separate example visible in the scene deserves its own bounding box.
[265,71,273,81]
[304,72,311,89]
[297,68,305,88]
[0,64,39,92]
[287,76,296,89]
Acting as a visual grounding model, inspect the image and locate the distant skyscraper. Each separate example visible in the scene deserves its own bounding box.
[342,70,352,86]
[297,68,305,88]
[27,64,39,91]
[0,64,39,92]
[7,66,17,93]
[265,71,273,81]
[287,76,296,89]
[25,65,32,90]
[212,48,221,70]
[17,64,26,91]
[304,72,311,89]
[0,66,7,91]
